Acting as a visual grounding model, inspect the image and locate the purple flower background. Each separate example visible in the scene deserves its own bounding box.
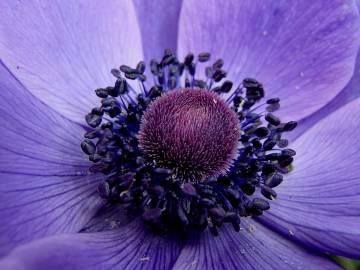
[1,0,360,269]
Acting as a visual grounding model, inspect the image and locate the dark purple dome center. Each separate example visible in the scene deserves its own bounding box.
[138,88,241,182]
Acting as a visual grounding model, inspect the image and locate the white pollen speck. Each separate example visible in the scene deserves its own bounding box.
[262,30,268,36]
[139,256,150,262]
[248,224,256,233]
[110,220,120,229]
[213,98,217,104]
[289,229,295,236]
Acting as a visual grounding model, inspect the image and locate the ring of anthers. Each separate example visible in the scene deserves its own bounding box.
[81,49,297,236]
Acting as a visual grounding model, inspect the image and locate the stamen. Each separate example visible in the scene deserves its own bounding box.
[81,49,297,236]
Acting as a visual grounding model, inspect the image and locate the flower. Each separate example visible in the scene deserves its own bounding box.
[0,0,360,269]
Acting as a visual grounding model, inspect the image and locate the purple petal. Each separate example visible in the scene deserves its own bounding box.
[289,45,360,141]
[0,62,104,256]
[0,219,183,270]
[0,0,143,124]
[260,98,360,258]
[172,220,340,270]
[178,0,360,121]
[133,0,183,61]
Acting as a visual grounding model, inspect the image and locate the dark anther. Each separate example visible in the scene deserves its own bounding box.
[108,105,121,117]
[120,65,138,75]
[84,130,100,139]
[212,69,227,82]
[95,88,108,98]
[254,127,269,138]
[266,103,280,112]
[242,100,255,110]
[219,80,233,93]
[282,149,296,156]
[243,78,261,88]
[265,113,281,126]
[97,181,111,199]
[111,79,125,96]
[81,139,96,155]
[125,73,138,80]
[194,79,207,89]
[136,61,146,74]
[150,59,159,75]
[184,53,194,66]
[240,134,250,143]
[101,97,116,107]
[251,138,262,149]
[252,198,270,211]
[85,112,102,128]
[233,96,243,108]
[263,139,277,151]
[262,163,276,176]
[261,185,277,200]
[266,98,280,104]
[278,139,289,148]
[161,54,176,66]
[283,121,298,131]
[212,59,224,70]
[240,183,256,195]
[265,153,281,161]
[188,63,196,76]
[278,155,294,168]
[89,154,101,163]
[198,52,211,62]
[181,183,198,197]
[111,68,122,78]
[148,86,162,100]
[265,173,283,188]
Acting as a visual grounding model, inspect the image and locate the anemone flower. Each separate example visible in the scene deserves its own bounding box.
[1,1,360,269]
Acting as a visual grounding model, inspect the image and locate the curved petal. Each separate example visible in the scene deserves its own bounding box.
[0,219,184,270]
[178,0,360,121]
[133,0,183,61]
[260,98,360,258]
[0,0,143,124]
[0,62,104,256]
[289,46,360,141]
[172,219,340,270]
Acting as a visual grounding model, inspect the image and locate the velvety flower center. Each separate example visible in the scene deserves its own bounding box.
[138,88,241,182]
[81,49,297,236]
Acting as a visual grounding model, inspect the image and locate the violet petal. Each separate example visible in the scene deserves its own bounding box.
[178,0,360,121]
[0,62,104,256]
[172,220,340,270]
[0,0,143,124]
[133,0,183,61]
[0,219,184,270]
[289,46,360,141]
[261,98,360,258]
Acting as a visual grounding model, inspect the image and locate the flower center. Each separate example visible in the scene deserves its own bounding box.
[81,49,297,236]
[139,88,240,182]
